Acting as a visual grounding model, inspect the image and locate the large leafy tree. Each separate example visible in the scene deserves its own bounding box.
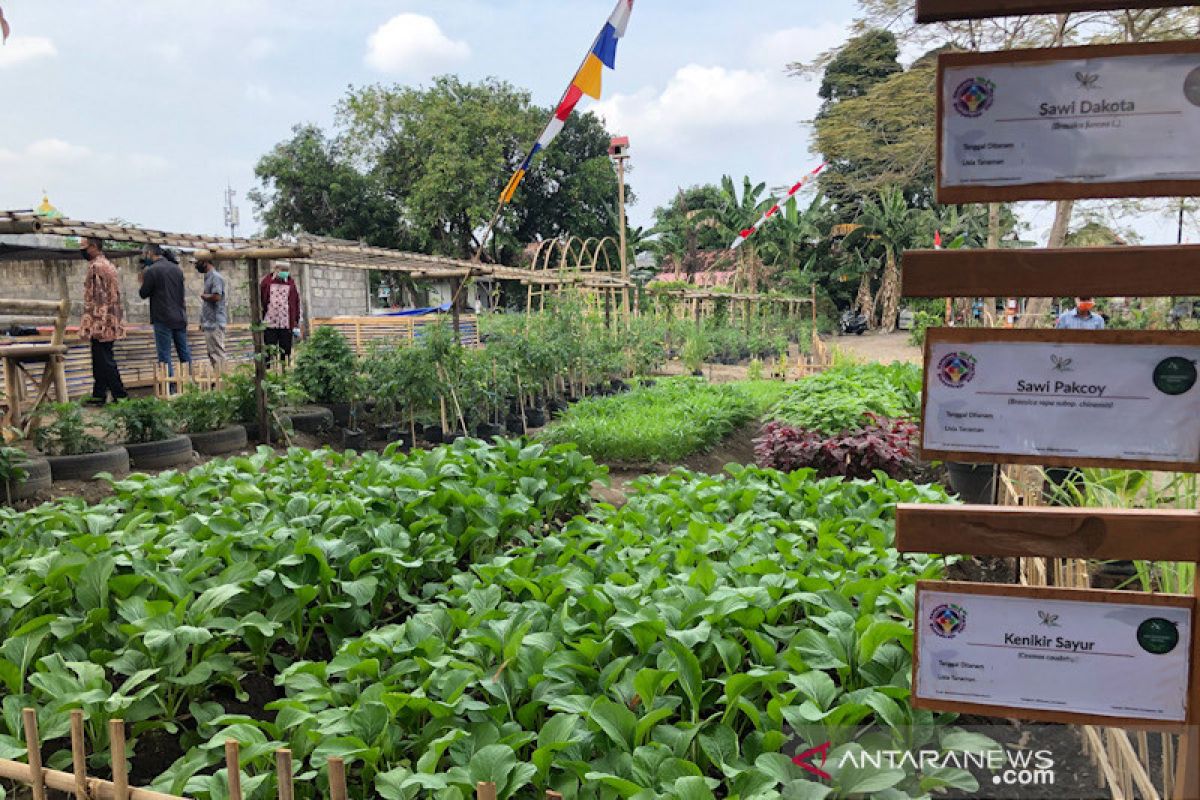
[252,76,628,265]
[815,29,903,114]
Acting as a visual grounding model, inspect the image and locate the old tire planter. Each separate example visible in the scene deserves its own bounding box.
[3,456,51,501]
[946,462,998,505]
[125,434,194,471]
[47,447,130,482]
[188,425,249,456]
[289,406,334,435]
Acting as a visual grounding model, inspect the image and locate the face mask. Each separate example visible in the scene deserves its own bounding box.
[79,249,91,261]
[195,264,208,274]
[1078,302,1095,313]
[141,256,155,267]
[277,271,290,281]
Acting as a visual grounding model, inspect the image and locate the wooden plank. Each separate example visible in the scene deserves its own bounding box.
[920,327,1200,472]
[917,0,1199,23]
[911,581,1194,730]
[903,246,1200,298]
[897,504,1200,561]
[937,42,1200,205]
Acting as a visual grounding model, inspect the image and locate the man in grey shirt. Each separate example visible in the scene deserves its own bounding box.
[139,244,192,374]
[196,259,228,370]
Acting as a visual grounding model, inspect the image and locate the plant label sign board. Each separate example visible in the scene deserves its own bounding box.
[921,328,1200,471]
[938,42,1200,204]
[917,1,1200,23]
[913,581,1193,726]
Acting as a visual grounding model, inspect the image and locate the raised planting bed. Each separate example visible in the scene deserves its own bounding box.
[45,446,130,481]
[187,425,249,456]
[124,434,194,471]
[2,455,51,501]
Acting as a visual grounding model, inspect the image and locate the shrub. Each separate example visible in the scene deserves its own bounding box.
[172,388,235,434]
[293,326,358,404]
[754,414,919,479]
[682,333,710,373]
[34,402,107,456]
[103,397,177,444]
[0,447,29,504]
[908,310,942,347]
[766,363,921,434]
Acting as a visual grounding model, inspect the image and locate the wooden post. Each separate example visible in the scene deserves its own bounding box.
[451,278,463,344]
[298,264,314,339]
[1173,567,1200,800]
[225,740,242,800]
[70,711,88,800]
[275,749,294,800]
[23,708,46,800]
[110,720,128,800]
[476,782,498,800]
[247,259,270,445]
[328,757,347,800]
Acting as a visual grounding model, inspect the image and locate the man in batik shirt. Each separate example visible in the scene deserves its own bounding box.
[78,237,129,404]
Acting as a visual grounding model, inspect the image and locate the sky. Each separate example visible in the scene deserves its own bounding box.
[0,0,1186,246]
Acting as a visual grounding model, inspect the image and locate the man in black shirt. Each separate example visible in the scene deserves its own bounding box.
[138,244,192,376]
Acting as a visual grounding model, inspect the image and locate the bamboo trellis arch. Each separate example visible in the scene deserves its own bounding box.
[524,236,627,314]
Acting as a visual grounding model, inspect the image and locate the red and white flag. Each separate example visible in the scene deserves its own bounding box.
[730,163,826,250]
[0,4,10,44]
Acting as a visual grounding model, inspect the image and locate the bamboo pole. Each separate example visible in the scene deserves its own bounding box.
[225,740,242,800]
[248,259,270,445]
[476,782,498,800]
[110,720,128,800]
[328,757,347,800]
[194,247,312,262]
[23,708,46,800]
[71,711,89,800]
[275,750,294,800]
[0,760,187,800]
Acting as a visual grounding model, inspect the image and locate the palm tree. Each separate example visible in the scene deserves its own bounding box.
[847,188,933,333]
[758,194,832,290]
[699,176,772,293]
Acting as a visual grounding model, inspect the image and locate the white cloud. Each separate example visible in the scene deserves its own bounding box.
[365,13,470,75]
[0,36,57,68]
[24,139,92,163]
[748,23,850,71]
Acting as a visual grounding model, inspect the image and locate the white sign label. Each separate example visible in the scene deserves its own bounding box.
[917,588,1191,722]
[942,53,1200,188]
[924,340,1200,464]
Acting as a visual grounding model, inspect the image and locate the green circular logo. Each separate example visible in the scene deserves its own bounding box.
[1137,617,1180,655]
[1153,357,1198,396]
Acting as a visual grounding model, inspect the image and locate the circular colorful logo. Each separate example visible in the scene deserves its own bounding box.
[1184,67,1200,108]
[1153,357,1198,396]
[953,77,996,117]
[937,352,977,388]
[1137,618,1179,655]
[930,603,967,639]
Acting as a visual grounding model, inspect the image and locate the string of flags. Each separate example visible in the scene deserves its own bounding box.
[729,163,827,250]
[1,4,10,44]
[499,0,635,205]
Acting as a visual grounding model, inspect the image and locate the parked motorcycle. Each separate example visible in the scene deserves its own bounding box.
[839,309,868,336]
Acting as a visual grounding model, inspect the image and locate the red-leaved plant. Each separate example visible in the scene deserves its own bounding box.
[754,414,919,480]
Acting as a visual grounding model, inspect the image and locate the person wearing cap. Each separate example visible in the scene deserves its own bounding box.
[1055,297,1105,330]
[260,264,300,365]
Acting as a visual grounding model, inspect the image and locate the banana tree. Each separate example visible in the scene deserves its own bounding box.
[847,188,934,333]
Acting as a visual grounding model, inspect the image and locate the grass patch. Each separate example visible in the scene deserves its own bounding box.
[542,377,760,464]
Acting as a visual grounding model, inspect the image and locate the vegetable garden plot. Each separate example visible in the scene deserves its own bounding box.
[0,439,979,799]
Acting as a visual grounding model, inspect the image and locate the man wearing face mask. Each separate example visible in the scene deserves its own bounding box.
[138,244,192,376]
[1055,296,1106,330]
[78,237,129,405]
[196,259,227,370]
[259,263,300,364]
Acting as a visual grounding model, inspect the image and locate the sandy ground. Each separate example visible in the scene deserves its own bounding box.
[830,331,923,365]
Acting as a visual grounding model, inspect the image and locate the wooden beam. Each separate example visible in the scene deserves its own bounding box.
[897,504,1200,562]
[902,246,1200,298]
[0,219,41,235]
[195,247,312,262]
[917,0,1198,23]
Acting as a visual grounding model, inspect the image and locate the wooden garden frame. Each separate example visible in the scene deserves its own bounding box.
[903,244,1200,298]
[917,0,1200,22]
[919,327,1200,472]
[936,41,1200,205]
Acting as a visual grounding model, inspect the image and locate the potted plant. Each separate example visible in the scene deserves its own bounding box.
[293,326,359,426]
[0,445,50,503]
[34,402,130,481]
[104,397,193,470]
[172,387,248,455]
[682,333,710,377]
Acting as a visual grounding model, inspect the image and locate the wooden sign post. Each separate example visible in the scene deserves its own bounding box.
[937,41,1200,205]
[917,0,1200,23]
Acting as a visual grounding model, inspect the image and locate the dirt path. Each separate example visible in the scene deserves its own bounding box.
[829,331,922,365]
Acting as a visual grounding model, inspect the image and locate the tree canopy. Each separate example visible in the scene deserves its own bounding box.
[252,76,630,264]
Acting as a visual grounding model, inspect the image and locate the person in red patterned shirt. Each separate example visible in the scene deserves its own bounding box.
[259,263,300,365]
[77,237,129,404]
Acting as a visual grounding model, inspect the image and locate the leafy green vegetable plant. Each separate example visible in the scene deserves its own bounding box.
[33,402,107,456]
[103,397,178,444]
[294,326,359,404]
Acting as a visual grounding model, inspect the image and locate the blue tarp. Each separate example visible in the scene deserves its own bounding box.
[376,303,452,317]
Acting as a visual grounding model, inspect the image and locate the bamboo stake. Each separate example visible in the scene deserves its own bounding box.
[0,759,187,800]
[328,757,347,800]
[275,750,294,800]
[110,720,128,800]
[225,740,242,800]
[71,710,89,800]
[23,708,46,800]
[476,782,497,800]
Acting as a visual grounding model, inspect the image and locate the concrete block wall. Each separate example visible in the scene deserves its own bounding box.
[305,264,369,319]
